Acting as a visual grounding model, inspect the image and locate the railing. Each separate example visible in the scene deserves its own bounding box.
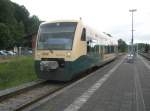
[139,53,150,60]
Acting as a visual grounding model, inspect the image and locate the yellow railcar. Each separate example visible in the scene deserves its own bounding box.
[34,20,118,81]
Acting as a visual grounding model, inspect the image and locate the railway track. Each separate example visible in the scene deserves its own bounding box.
[0,66,101,111]
[0,80,67,111]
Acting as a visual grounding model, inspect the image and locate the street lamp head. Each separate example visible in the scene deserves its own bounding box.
[129,9,137,12]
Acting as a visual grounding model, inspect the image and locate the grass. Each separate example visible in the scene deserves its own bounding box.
[0,56,38,90]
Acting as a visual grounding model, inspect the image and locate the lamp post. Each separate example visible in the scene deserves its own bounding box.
[129,9,137,55]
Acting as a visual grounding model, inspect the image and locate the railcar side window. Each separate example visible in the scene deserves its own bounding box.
[81,28,86,41]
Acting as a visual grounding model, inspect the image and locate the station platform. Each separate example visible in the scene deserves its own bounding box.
[29,55,150,111]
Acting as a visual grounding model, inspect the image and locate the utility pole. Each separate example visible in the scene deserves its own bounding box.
[129,9,137,55]
[137,43,138,56]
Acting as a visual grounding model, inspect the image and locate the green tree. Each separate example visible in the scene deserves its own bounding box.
[12,21,25,47]
[0,23,11,49]
[27,15,40,34]
[0,0,16,24]
[144,44,150,53]
[118,39,127,52]
[0,0,40,49]
[13,3,30,34]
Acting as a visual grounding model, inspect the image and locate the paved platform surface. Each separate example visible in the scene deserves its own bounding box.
[29,55,150,111]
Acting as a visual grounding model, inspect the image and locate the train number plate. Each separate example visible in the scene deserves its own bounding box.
[40,61,59,71]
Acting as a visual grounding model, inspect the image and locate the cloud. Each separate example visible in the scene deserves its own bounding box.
[11,0,150,43]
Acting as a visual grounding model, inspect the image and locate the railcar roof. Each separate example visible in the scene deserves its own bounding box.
[40,20,80,26]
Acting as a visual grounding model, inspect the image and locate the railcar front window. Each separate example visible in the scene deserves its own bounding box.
[37,22,77,50]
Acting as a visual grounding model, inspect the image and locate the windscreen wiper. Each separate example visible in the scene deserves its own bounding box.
[48,48,53,53]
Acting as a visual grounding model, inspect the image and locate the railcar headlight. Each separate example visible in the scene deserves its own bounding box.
[66,52,71,57]
[36,53,41,57]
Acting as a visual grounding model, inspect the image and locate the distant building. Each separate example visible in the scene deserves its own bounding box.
[23,32,37,49]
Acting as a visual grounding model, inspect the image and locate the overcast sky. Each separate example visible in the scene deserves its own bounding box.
[11,0,150,44]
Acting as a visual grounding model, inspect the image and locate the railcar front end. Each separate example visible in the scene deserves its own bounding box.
[34,21,86,81]
[34,20,118,81]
